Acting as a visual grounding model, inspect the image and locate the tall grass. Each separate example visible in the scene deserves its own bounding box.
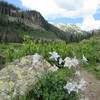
[0,35,100,79]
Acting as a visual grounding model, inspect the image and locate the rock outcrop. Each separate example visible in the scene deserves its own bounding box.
[0,2,49,30]
[0,55,51,100]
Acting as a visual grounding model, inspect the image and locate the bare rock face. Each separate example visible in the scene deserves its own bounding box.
[0,1,49,29]
[0,55,51,100]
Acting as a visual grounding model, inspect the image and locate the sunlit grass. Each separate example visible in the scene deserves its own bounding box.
[0,35,100,79]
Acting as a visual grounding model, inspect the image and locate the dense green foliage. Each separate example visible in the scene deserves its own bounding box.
[0,14,9,25]
[14,68,78,100]
[0,35,100,79]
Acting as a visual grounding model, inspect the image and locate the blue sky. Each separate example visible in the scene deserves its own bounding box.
[94,11,100,20]
[3,0,27,10]
[48,17,83,24]
[3,0,100,30]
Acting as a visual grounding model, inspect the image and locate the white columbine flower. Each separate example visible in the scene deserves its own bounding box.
[64,82,74,94]
[64,79,86,94]
[59,58,63,64]
[32,53,42,66]
[75,71,80,76]
[71,57,79,67]
[64,82,78,94]
[78,79,86,91]
[82,55,88,63]
[49,51,60,61]
[64,57,72,68]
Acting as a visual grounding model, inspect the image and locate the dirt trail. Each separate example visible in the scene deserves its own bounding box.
[80,70,100,100]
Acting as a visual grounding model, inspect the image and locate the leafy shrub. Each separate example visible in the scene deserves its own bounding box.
[22,69,78,100]
[0,14,9,25]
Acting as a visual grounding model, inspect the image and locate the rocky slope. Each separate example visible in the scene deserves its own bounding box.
[54,24,82,32]
[54,23,100,35]
[54,24,93,42]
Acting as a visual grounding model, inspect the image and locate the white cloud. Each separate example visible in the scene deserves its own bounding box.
[20,0,58,18]
[55,0,84,10]
[20,0,100,18]
[20,0,100,30]
[77,16,100,31]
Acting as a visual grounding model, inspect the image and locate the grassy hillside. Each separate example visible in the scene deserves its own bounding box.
[0,34,100,79]
[0,14,60,42]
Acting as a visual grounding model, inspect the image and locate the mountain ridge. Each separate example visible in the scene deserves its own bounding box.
[0,1,99,43]
[0,1,68,42]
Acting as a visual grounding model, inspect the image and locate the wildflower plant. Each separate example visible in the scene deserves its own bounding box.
[64,79,86,94]
[11,52,88,100]
[64,57,72,68]
[49,51,87,95]
[49,51,60,61]
[29,52,87,96]
[49,51,79,69]
[82,55,88,63]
